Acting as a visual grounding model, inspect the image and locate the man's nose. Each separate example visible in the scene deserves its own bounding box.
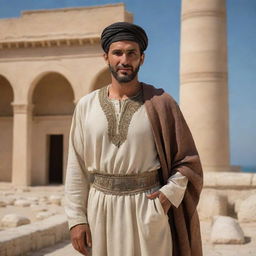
[120,53,129,65]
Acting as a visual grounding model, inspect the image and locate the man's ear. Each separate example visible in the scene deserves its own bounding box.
[140,53,145,66]
[103,53,108,63]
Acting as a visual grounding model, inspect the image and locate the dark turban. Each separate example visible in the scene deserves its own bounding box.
[101,22,148,53]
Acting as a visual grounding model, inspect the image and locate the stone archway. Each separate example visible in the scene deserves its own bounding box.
[31,72,75,185]
[90,67,111,92]
[0,75,14,182]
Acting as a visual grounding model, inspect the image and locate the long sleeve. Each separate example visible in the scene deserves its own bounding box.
[65,102,90,230]
[159,172,188,208]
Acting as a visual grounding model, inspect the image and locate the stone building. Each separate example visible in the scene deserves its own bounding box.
[0,4,132,185]
[0,0,236,186]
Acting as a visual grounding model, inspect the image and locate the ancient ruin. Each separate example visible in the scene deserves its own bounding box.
[0,1,255,256]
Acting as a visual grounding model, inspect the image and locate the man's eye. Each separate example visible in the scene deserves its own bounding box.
[128,51,137,56]
[113,51,122,56]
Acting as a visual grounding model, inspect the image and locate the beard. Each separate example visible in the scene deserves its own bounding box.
[108,64,140,83]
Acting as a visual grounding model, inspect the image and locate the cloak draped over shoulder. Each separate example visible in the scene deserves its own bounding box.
[143,83,203,256]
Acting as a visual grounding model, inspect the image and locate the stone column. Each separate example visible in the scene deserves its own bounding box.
[12,103,33,185]
[180,0,231,172]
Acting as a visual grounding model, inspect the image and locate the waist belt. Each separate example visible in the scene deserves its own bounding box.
[91,170,160,195]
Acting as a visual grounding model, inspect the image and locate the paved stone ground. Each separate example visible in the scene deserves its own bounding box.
[27,221,256,256]
[27,239,256,256]
[1,183,256,256]
[0,183,65,231]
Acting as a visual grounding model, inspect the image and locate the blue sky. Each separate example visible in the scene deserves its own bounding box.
[0,0,255,167]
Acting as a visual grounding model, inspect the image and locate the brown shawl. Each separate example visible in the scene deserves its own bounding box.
[143,83,203,256]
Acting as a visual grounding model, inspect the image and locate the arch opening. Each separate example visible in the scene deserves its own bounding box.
[0,76,14,116]
[0,75,14,182]
[91,67,111,91]
[31,72,75,185]
[32,72,75,116]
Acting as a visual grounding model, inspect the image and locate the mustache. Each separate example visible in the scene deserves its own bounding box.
[117,64,133,70]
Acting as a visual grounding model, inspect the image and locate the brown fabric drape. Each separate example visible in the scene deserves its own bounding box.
[143,83,203,256]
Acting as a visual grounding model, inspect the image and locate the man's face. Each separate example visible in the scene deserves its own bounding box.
[104,41,145,83]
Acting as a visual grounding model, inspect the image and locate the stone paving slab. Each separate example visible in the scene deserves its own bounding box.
[204,172,256,188]
[0,215,69,256]
[26,241,80,256]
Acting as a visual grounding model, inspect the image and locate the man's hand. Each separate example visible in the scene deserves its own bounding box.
[147,191,172,214]
[70,223,92,255]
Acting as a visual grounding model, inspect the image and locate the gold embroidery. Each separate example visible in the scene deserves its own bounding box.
[98,86,143,147]
[91,170,160,195]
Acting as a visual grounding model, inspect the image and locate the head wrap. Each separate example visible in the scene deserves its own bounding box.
[101,22,148,53]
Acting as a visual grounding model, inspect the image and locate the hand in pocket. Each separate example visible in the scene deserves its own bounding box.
[147,191,172,214]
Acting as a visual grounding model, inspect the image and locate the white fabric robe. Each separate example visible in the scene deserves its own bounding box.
[65,88,188,256]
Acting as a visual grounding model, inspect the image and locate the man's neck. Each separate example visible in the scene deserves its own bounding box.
[108,79,142,100]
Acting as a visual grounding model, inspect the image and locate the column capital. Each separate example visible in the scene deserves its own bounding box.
[12,103,34,114]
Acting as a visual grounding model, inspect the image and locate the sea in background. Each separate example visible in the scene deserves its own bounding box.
[241,166,256,173]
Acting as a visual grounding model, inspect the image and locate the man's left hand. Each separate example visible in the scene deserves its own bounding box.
[147,191,172,214]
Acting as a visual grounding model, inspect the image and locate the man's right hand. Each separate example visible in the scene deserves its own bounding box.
[70,223,92,255]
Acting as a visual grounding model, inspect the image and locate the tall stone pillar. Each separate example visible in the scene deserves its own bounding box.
[12,104,33,185]
[180,0,231,172]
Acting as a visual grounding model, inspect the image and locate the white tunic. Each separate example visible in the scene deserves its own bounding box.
[65,87,188,256]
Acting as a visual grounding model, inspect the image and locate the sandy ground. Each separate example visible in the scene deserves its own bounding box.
[1,183,256,256]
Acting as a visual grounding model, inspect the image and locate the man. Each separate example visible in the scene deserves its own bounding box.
[65,22,203,256]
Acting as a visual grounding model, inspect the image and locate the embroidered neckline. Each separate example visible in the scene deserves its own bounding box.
[98,86,143,147]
